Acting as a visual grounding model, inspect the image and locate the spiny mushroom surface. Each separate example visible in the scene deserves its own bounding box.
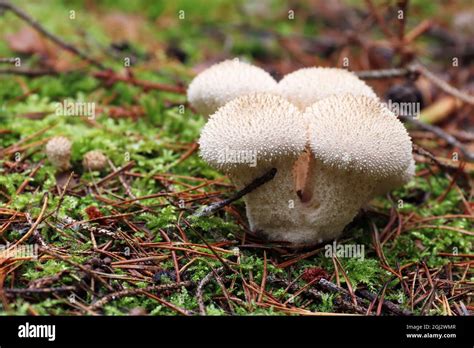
[83,150,108,171]
[199,93,309,240]
[277,67,377,110]
[45,136,72,170]
[187,59,277,117]
[295,94,414,244]
[278,67,378,203]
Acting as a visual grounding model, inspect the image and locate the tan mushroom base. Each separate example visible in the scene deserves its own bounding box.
[238,160,388,246]
[228,161,310,244]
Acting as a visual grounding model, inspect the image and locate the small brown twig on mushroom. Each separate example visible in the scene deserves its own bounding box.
[0,0,105,69]
[193,168,277,218]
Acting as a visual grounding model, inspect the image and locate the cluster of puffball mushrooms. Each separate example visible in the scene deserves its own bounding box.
[45,136,108,172]
[188,59,415,246]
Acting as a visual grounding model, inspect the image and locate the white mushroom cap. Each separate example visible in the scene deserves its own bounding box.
[305,94,413,190]
[187,59,277,117]
[45,136,72,170]
[199,93,310,245]
[199,93,307,172]
[277,67,377,110]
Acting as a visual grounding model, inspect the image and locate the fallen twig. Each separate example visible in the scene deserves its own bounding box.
[0,68,57,76]
[88,281,194,311]
[93,70,186,94]
[2,286,76,295]
[193,168,277,218]
[196,267,224,315]
[317,278,413,316]
[356,288,413,316]
[414,62,474,105]
[268,276,368,314]
[401,116,474,161]
[61,216,118,239]
[3,194,48,252]
[355,67,415,80]
[0,0,105,69]
[356,62,474,105]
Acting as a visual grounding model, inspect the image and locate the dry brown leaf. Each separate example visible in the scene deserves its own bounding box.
[5,26,79,71]
[102,12,143,42]
[5,26,49,56]
[419,96,461,124]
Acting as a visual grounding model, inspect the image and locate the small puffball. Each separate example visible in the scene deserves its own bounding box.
[199,93,307,171]
[305,94,414,193]
[45,136,72,170]
[187,59,277,117]
[82,150,108,171]
[277,67,377,110]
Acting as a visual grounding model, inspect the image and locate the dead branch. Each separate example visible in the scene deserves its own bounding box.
[414,62,474,105]
[193,168,277,218]
[401,116,474,162]
[355,67,416,79]
[0,68,57,76]
[0,0,105,69]
[356,288,413,316]
[93,70,186,94]
[88,281,194,311]
[196,267,224,315]
[317,278,413,316]
[2,286,76,295]
[0,57,18,64]
[61,216,118,239]
[268,276,368,314]
[356,62,474,105]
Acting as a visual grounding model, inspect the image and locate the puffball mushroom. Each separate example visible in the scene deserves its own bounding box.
[45,136,72,170]
[298,94,414,244]
[187,59,277,117]
[83,150,108,171]
[278,67,378,202]
[277,67,377,110]
[199,93,309,240]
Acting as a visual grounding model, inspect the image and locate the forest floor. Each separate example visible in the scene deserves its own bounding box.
[0,0,472,315]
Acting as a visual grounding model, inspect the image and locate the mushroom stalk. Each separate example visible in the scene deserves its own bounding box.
[297,94,415,244]
[228,159,306,241]
[198,93,308,242]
